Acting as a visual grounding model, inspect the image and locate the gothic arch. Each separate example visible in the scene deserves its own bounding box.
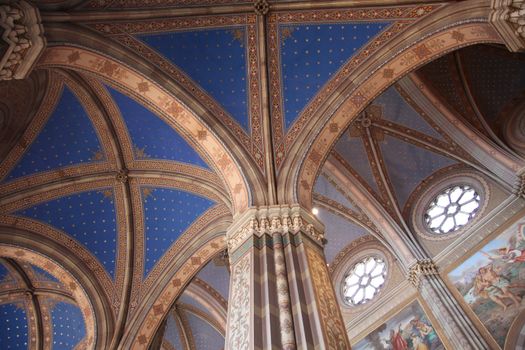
[0,230,113,349]
[37,24,264,213]
[279,0,504,210]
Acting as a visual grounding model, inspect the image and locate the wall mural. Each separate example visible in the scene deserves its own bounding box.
[353,300,444,350]
[448,221,525,348]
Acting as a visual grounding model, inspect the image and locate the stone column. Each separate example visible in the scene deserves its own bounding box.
[225,205,351,350]
[408,259,490,350]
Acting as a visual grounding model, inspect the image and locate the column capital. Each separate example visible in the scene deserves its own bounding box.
[0,0,45,81]
[490,0,525,52]
[408,258,439,289]
[226,204,325,253]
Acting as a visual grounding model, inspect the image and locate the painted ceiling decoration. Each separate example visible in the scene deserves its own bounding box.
[87,5,441,171]
[324,83,480,225]
[107,85,210,169]
[2,0,525,348]
[13,189,119,279]
[0,260,87,349]
[140,187,215,277]
[2,83,105,182]
[89,14,266,171]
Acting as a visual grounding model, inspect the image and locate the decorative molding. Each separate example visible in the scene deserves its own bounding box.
[226,205,325,253]
[408,258,439,289]
[490,0,525,51]
[0,1,45,80]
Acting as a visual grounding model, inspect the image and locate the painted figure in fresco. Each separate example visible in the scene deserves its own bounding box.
[410,318,440,350]
[474,264,521,311]
[388,325,408,350]
[409,332,428,350]
[481,227,525,266]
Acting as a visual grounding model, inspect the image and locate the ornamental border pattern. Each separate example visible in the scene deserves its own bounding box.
[298,23,502,207]
[82,0,249,9]
[87,14,265,171]
[305,245,350,348]
[0,245,96,350]
[38,46,249,213]
[84,75,225,188]
[0,72,117,188]
[225,252,251,350]
[127,235,225,349]
[267,5,441,168]
[127,175,230,317]
[130,202,230,317]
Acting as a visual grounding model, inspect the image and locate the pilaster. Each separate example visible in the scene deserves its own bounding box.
[408,259,490,349]
[225,205,350,350]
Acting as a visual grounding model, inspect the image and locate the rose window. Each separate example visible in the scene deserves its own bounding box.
[424,185,480,234]
[342,257,386,306]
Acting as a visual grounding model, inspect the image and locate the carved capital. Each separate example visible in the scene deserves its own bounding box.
[226,205,325,253]
[408,259,439,289]
[490,0,525,52]
[0,1,45,81]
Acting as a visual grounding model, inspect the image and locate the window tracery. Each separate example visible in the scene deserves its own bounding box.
[424,184,481,234]
[342,256,387,306]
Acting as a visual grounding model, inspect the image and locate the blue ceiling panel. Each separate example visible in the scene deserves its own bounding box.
[31,264,61,284]
[138,28,250,131]
[334,133,380,194]
[5,86,104,181]
[15,190,118,279]
[0,303,28,349]
[142,187,215,277]
[279,22,389,129]
[379,135,456,209]
[378,86,444,140]
[107,86,209,169]
[51,301,86,350]
[164,313,184,350]
[0,262,10,282]
[187,312,224,350]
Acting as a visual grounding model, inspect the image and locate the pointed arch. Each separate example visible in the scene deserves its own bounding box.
[37,28,258,213]
[0,233,114,349]
[278,0,505,210]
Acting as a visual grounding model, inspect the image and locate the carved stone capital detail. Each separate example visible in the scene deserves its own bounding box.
[490,0,525,52]
[227,205,325,253]
[408,258,439,289]
[0,0,45,81]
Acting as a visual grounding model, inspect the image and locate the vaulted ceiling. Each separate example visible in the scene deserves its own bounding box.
[1,0,524,349]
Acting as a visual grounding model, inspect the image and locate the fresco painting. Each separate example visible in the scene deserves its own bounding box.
[353,300,444,350]
[448,221,525,348]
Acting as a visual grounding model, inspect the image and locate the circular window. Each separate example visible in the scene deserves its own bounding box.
[424,184,480,235]
[342,256,386,306]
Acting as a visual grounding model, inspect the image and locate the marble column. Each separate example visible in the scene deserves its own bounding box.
[408,259,490,350]
[225,205,351,350]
